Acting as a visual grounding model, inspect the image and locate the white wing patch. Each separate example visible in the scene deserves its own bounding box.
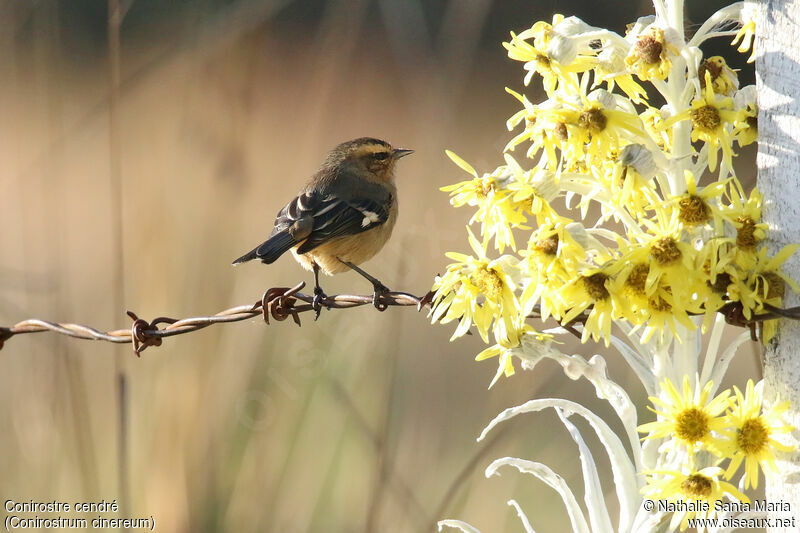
[361,210,380,227]
[313,198,341,217]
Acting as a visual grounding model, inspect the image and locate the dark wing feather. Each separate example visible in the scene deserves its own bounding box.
[269,191,327,237]
[233,191,330,264]
[295,194,393,254]
[233,187,392,264]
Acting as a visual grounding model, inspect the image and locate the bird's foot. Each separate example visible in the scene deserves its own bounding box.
[312,286,328,320]
[372,282,391,311]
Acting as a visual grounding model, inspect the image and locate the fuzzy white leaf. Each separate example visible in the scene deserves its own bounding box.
[555,408,614,533]
[608,334,655,394]
[516,340,644,475]
[584,354,643,474]
[700,313,727,390]
[479,398,639,531]
[708,331,751,387]
[631,505,669,532]
[437,520,482,533]
[686,2,744,48]
[672,319,701,381]
[486,457,589,533]
[506,500,536,533]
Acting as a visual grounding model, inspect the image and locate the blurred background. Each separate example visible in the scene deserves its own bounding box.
[0,0,760,531]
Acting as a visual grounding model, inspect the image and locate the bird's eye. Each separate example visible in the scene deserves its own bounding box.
[372,151,390,161]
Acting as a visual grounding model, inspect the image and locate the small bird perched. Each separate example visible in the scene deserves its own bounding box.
[232,137,413,316]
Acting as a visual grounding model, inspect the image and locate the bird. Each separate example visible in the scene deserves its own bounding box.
[232,137,413,317]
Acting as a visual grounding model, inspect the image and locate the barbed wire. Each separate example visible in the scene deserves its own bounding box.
[0,282,433,356]
[3,280,793,356]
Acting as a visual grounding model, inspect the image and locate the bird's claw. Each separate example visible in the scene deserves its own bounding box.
[312,287,327,320]
[372,282,390,311]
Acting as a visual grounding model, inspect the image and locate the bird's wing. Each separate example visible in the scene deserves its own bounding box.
[294,190,393,254]
[269,190,331,241]
[235,191,335,264]
[232,187,392,265]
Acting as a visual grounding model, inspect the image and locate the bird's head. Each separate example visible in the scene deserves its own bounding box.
[328,137,413,183]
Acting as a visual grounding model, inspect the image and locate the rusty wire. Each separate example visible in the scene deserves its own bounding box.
[0,282,433,356]
[3,281,788,356]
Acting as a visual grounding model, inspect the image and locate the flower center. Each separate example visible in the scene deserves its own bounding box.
[535,53,551,69]
[708,272,732,294]
[476,177,497,199]
[649,295,671,312]
[625,263,650,295]
[582,273,610,301]
[554,122,569,141]
[692,105,722,131]
[533,234,559,256]
[736,216,758,249]
[650,237,682,265]
[755,272,785,300]
[472,267,504,300]
[680,474,713,498]
[679,195,711,225]
[698,59,723,87]
[737,418,770,455]
[578,108,607,134]
[635,35,663,64]
[675,406,710,443]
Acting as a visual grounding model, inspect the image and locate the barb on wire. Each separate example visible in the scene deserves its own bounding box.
[0,281,433,356]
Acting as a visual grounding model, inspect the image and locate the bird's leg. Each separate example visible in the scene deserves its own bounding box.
[338,259,390,311]
[312,263,327,320]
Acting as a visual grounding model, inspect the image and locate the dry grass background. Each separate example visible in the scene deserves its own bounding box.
[0,1,763,532]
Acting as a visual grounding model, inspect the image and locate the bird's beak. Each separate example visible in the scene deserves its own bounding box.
[393,148,414,159]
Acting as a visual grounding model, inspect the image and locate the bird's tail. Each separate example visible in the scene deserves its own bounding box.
[232,230,297,265]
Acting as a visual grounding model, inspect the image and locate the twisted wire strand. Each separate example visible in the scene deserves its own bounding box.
[0,282,433,356]
[2,281,785,355]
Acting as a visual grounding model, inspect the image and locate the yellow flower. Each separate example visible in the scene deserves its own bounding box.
[723,180,766,260]
[619,209,698,299]
[664,71,739,172]
[600,144,661,219]
[429,227,520,344]
[734,105,757,147]
[732,86,758,147]
[624,26,676,81]
[593,46,648,104]
[639,286,699,343]
[519,218,587,320]
[722,379,794,489]
[638,376,732,457]
[442,152,527,252]
[504,15,594,95]
[540,84,646,166]
[504,90,565,168]
[558,266,616,345]
[726,245,800,342]
[612,258,702,341]
[732,8,756,63]
[653,170,728,231]
[504,154,560,225]
[640,105,672,149]
[476,326,551,388]
[441,150,499,208]
[698,56,738,96]
[642,466,749,531]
